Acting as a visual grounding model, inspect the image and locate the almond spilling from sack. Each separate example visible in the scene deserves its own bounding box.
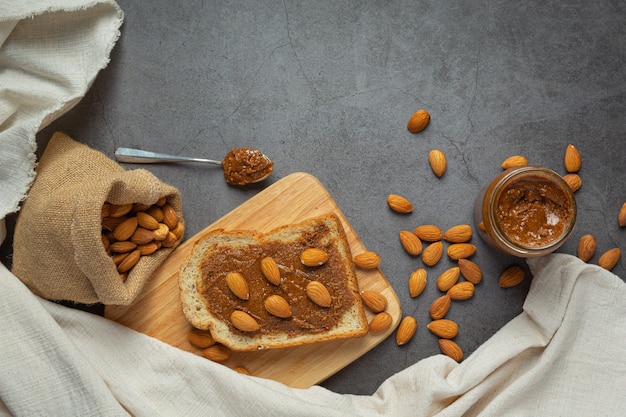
[387,194,413,213]
[428,149,447,178]
[577,234,597,262]
[457,258,483,284]
[409,268,427,298]
[306,281,332,307]
[597,248,620,271]
[413,225,443,242]
[429,294,451,320]
[499,265,525,288]
[443,224,472,243]
[396,316,418,345]
[564,143,582,173]
[361,290,388,313]
[422,241,444,267]
[353,251,381,269]
[438,339,463,362]
[427,319,458,339]
[501,155,528,170]
[400,230,423,256]
[407,109,430,133]
[369,312,393,333]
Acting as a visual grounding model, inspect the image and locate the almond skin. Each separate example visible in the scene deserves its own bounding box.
[564,143,582,173]
[369,312,393,333]
[618,202,626,227]
[501,155,528,170]
[264,295,292,318]
[306,281,332,307]
[422,241,443,266]
[427,319,458,339]
[428,149,447,177]
[437,267,461,292]
[597,248,620,271]
[260,257,281,285]
[422,241,443,267]
[226,272,249,300]
[429,294,451,320]
[443,224,472,243]
[387,194,413,213]
[202,345,231,362]
[407,109,430,133]
[563,173,582,192]
[499,265,525,288]
[187,328,216,348]
[439,339,463,362]
[300,248,329,267]
[400,230,423,256]
[396,316,418,346]
[230,310,260,332]
[447,281,475,300]
[577,234,597,262]
[413,225,443,241]
[361,290,388,313]
[447,243,476,260]
[408,268,427,297]
[353,251,381,269]
[457,258,483,284]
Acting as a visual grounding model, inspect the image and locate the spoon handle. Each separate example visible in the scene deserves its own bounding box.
[114,148,222,165]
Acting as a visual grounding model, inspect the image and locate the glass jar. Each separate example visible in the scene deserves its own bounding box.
[474,165,577,258]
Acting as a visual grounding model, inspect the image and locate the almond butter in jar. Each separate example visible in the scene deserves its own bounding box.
[474,166,577,258]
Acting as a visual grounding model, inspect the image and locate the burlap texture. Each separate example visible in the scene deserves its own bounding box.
[12,132,184,305]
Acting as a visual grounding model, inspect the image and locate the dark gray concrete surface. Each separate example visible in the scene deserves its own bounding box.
[3,0,625,395]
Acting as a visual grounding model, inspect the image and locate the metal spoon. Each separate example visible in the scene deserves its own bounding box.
[114,147,274,185]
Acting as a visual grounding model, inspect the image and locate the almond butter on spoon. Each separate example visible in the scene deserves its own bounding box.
[114,147,274,185]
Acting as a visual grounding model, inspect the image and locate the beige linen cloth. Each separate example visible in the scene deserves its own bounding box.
[2,1,626,416]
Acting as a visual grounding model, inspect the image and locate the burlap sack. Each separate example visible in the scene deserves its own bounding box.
[12,132,184,305]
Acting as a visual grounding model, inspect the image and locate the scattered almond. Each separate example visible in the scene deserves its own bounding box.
[361,290,388,313]
[618,203,626,227]
[427,319,458,339]
[187,328,216,348]
[264,295,292,318]
[438,339,463,362]
[399,230,423,256]
[407,109,430,133]
[447,243,476,260]
[369,312,393,333]
[306,281,332,307]
[577,234,597,262]
[230,310,260,332]
[457,258,483,284]
[202,344,231,362]
[428,149,447,177]
[387,194,413,213]
[443,224,472,243]
[353,251,381,269]
[499,265,525,288]
[300,248,329,267]
[563,173,582,192]
[408,268,427,297]
[413,225,443,241]
[422,241,443,266]
[436,267,460,292]
[226,272,250,300]
[501,155,528,170]
[429,294,451,320]
[447,281,475,300]
[564,143,582,173]
[597,248,620,271]
[260,257,281,285]
[396,316,418,345]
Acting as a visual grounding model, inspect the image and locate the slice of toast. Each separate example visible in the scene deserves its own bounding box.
[179,214,368,351]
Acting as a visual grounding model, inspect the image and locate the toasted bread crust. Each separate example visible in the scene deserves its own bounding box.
[179,214,368,351]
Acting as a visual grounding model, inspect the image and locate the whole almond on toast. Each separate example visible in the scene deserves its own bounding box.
[300,248,329,267]
[306,281,332,307]
[264,295,292,318]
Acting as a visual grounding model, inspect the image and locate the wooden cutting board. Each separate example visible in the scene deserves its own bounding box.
[105,172,402,388]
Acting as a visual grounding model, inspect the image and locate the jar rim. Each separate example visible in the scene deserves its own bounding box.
[485,165,577,254]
